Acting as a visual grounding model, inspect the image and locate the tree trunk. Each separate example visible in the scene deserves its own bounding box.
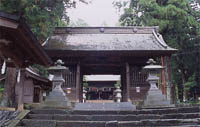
[0,67,17,107]
[181,70,187,102]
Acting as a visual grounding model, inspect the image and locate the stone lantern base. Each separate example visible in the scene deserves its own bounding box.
[142,82,174,109]
[142,89,174,109]
[41,84,71,109]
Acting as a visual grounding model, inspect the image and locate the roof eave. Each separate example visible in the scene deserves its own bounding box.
[0,11,53,66]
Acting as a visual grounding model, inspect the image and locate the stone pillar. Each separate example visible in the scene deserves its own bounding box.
[76,63,80,102]
[164,56,173,104]
[17,69,25,111]
[126,63,130,102]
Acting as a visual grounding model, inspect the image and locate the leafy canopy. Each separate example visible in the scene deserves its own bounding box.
[115,0,200,99]
[0,0,78,42]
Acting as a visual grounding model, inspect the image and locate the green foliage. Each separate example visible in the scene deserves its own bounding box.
[83,82,88,88]
[31,64,48,78]
[0,82,4,102]
[0,88,4,92]
[0,0,76,42]
[0,80,5,92]
[114,81,121,88]
[83,76,88,88]
[185,74,198,90]
[115,0,200,101]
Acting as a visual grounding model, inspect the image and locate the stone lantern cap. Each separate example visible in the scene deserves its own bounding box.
[143,58,164,72]
[48,59,70,74]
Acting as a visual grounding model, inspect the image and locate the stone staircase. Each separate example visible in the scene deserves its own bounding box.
[16,107,200,127]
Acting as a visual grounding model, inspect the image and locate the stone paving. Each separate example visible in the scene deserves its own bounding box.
[74,102,136,111]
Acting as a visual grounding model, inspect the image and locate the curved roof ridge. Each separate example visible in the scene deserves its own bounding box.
[55,26,158,29]
[53,26,158,34]
[152,30,168,48]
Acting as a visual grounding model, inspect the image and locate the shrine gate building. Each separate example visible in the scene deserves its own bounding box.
[44,27,176,103]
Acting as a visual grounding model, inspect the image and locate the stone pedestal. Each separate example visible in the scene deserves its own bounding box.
[142,59,174,108]
[143,80,171,108]
[42,83,71,108]
[41,60,71,109]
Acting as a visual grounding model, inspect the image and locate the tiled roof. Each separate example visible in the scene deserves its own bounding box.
[44,27,176,52]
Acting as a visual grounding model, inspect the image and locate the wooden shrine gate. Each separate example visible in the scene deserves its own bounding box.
[44,27,176,103]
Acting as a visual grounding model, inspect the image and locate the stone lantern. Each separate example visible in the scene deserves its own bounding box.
[41,59,71,108]
[83,89,87,103]
[142,58,173,108]
[115,86,122,102]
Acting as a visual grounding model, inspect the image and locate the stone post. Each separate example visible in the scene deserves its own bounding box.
[41,59,71,108]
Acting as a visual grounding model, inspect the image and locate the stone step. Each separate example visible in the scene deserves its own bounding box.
[31,109,71,114]
[21,119,56,127]
[31,107,200,115]
[118,119,200,127]
[27,113,200,121]
[73,107,200,115]
[17,126,200,127]
[21,118,200,127]
[74,102,136,111]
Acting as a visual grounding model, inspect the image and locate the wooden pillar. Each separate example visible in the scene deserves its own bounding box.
[161,56,166,95]
[164,56,173,104]
[75,63,81,102]
[126,63,130,102]
[121,65,127,102]
[121,72,125,102]
[79,74,83,102]
[17,69,25,111]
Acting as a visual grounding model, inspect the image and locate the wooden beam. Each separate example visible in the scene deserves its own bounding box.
[82,63,122,67]
[0,17,19,29]
[80,74,83,102]
[121,70,125,102]
[17,69,25,111]
[75,63,80,102]
[0,46,24,67]
[17,28,41,64]
[126,62,130,102]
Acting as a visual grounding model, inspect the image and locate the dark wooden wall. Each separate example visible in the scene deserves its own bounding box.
[63,65,77,88]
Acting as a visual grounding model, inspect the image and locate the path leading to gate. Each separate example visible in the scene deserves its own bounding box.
[74,102,136,111]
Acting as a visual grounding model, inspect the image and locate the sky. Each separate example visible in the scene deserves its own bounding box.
[68,0,120,26]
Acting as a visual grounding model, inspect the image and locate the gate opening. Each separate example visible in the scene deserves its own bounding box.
[83,75,120,102]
